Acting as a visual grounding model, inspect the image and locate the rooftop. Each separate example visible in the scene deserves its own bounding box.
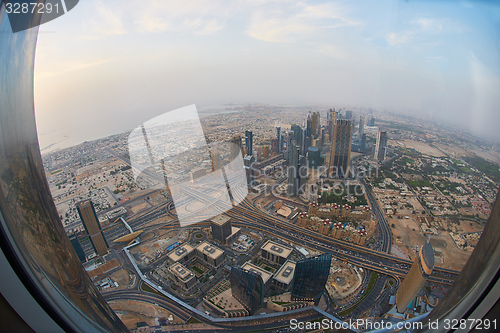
[241,262,273,284]
[196,241,224,260]
[273,260,296,285]
[168,262,195,281]
[261,240,292,259]
[168,243,195,262]
[211,215,231,226]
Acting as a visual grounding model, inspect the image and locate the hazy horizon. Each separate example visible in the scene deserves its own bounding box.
[33,0,500,150]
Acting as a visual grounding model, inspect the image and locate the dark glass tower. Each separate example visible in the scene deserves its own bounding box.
[245,130,253,156]
[287,144,299,196]
[291,124,303,153]
[69,234,86,263]
[329,120,353,178]
[229,266,264,315]
[291,253,332,304]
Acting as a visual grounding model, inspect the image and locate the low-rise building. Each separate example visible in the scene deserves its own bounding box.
[196,241,225,268]
[273,260,296,292]
[167,243,195,264]
[260,240,292,265]
[168,262,197,291]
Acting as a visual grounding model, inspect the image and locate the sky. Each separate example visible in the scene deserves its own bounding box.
[33,0,500,150]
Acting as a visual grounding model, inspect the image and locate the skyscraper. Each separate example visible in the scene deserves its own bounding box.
[291,253,332,305]
[307,146,321,168]
[291,124,303,153]
[245,130,253,157]
[77,200,108,256]
[229,135,243,171]
[284,131,293,163]
[359,115,365,136]
[375,129,388,162]
[360,133,367,152]
[210,148,221,171]
[287,144,300,196]
[369,117,375,126]
[230,266,264,315]
[345,110,353,119]
[396,239,435,313]
[328,120,353,178]
[276,126,283,153]
[311,112,320,138]
[306,112,312,138]
[270,138,279,155]
[210,215,232,244]
[69,234,86,263]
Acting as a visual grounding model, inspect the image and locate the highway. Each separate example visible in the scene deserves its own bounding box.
[99,163,460,327]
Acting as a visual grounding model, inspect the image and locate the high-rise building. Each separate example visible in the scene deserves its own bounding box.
[210,215,232,244]
[245,130,253,157]
[270,138,279,155]
[284,131,293,162]
[244,154,256,188]
[287,144,300,196]
[230,135,243,170]
[345,110,353,119]
[229,266,264,315]
[306,112,312,139]
[369,117,375,126]
[69,234,86,262]
[77,200,108,256]
[311,112,320,138]
[375,129,388,162]
[291,124,303,153]
[210,148,221,171]
[360,133,367,152]
[396,239,435,313]
[291,253,332,305]
[328,120,353,178]
[307,146,321,169]
[276,126,283,153]
[320,128,325,147]
[359,115,365,136]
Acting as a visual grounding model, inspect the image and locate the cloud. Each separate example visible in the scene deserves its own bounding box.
[246,2,360,43]
[385,32,410,46]
[133,0,227,34]
[81,2,126,39]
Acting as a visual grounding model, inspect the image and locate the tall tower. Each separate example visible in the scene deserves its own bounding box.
[359,115,365,136]
[306,112,312,138]
[284,131,293,162]
[328,120,353,178]
[77,200,108,256]
[287,144,300,196]
[396,239,435,313]
[345,110,353,120]
[210,148,221,172]
[230,135,243,170]
[291,253,332,305]
[291,124,303,154]
[375,129,388,162]
[245,130,253,157]
[311,112,320,138]
[276,126,283,153]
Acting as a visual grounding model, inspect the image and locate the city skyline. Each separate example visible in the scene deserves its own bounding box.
[33,0,500,153]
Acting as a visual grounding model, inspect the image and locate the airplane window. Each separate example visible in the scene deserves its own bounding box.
[1,1,500,332]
